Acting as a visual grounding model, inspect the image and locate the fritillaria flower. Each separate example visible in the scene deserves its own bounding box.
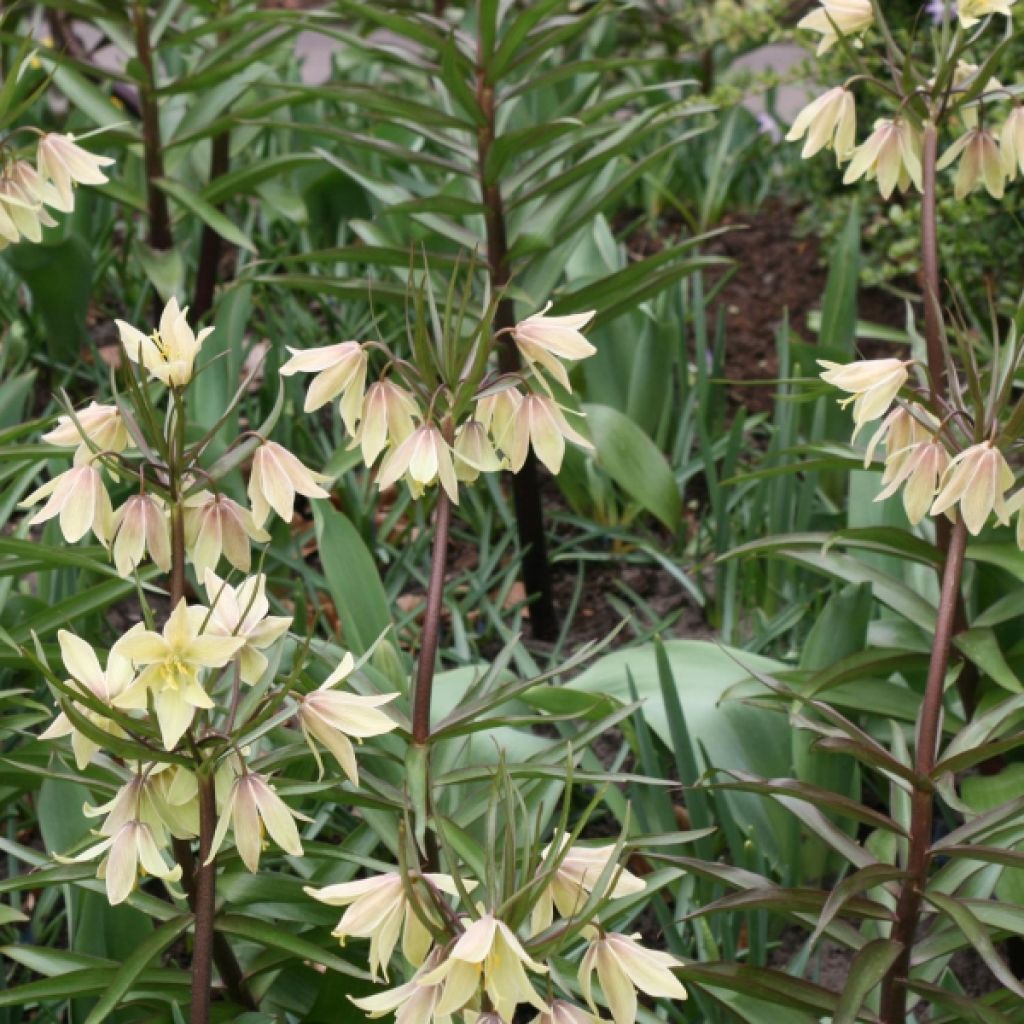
[9,159,64,212]
[843,119,923,199]
[184,491,270,577]
[939,128,1005,199]
[306,870,458,978]
[377,424,459,504]
[787,87,857,162]
[42,402,131,458]
[248,440,331,527]
[1002,107,1024,180]
[60,819,182,905]
[0,177,55,245]
[874,439,950,525]
[513,305,596,391]
[505,394,593,475]
[112,599,245,749]
[40,630,134,769]
[579,932,687,1024]
[280,341,368,432]
[352,380,419,467]
[818,358,910,436]
[454,420,503,483]
[202,570,291,684]
[930,441,1014,535]
[36,133,115,213]
[419,913,548,1019]
[20,460,114,545]
[349,949,447,1022]
[797,0,874,54]
[297,652,399,783]
[532,834,646,933]
[477,388,523,450]
[116,297,213,388]
[111,494,171,578]
[208,771,304,872]
[863,404,933,477]
[958,0,1017,28]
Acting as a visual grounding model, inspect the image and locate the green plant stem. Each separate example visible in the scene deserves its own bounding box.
[190,773,217,1024]
[474,35,558,641]
[131,2,173,254]
[878,516,968,1023]
[412,490,452,745]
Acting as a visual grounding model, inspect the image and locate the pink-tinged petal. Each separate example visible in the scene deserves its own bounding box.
[450,914,498,963]
[104,826,140,905]
[251,777,303,857]
[595,943,636,1024]
[232,779,263,872]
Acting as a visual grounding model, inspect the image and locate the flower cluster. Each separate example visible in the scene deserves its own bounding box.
[281,303,596,504]
[0,133,114,248]
[307,836,684,1024]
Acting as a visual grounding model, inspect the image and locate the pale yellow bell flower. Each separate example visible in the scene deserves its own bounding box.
[930,441,1014,535]
[514,304,596,391]
[39,630,134,769]
[504,394,593,475]
[477,388,523,451]
[818,358,910,437]
[377,424,460,504]
[207,771,304,872]
[352,380,419,467]
[296,652,399,783]
[36,133,115,213]
[787,87,857,162]
[1001,107,1024,180]
[201,570,291,685]
[247,440,331,527]
[110,494,171,578]
[939,128,1005,199]
[958,0,1017,28]
[419,913,548,1020]
[59,818,182,905]
[42,401,131,458]
[9,159,65,212]
[863,404,934,475]
[532,833,646,933]
[874,439,950,525]
[843,119,923,199]
[20,460,114,545]
[112,599,245,749]
[349,948,448,1023]
[279,341,368,432]
[306,870,459,978]
[183,491,270,577]
[579,932,687,1024]
[454,420,503,483]
[116,297,212,388]
[530,1001,600,1024]
[797,0,873,54]
[83,766,198,844]
[0,177,55,244]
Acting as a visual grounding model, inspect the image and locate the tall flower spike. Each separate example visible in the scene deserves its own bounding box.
[377,424,460,504]
[818,358,910,437]
[116,297,213,388]
[418,913,548,1020]
[208,771,304,872]
[36,133,115,213]
[930,441,1014,535]
[939,128,1006,200]
[20,460,114,545]
[184,491,271,577]
[579,932,687,1024]
[513,305,596,391]
[532,834,646,933]
[787,87,857,163]
[843,119,923,199]
[112,600,245,749]
[201,570,291,685]
[111,494,172,578]
[796,0,874,54]
[296,652,399,783]
[42,402,131,458]
[306,870,459,978]
[248,440,331,527]
[958,0,1017,28]
[40,630,134,769]
[279,341,368,432]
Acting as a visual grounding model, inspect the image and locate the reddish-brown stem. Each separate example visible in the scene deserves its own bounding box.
[879,517,968,1022]
[190,774,217,1024]
[132,3,173,254]
[474,41,558,641]
[920,123,945,400]
[412,491,452,745]
[192,131,230,321]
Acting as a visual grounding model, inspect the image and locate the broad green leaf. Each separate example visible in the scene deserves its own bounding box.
[155,177,255,252]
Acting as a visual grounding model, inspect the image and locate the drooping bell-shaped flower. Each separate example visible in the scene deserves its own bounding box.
[796,0,874,54]
[36,133,115,213]
[513,304,596,391]
[20,459,114,545]
[247,440,331,527]
[42,402,131,459]
[818,358,911,437]
[930,441,1015,535]
[939,127,1006,200]
[843,119,923,199]
[279,341,368,432]
[787,87,857,163]
[184,491,270,577]
[111,494,172,578]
